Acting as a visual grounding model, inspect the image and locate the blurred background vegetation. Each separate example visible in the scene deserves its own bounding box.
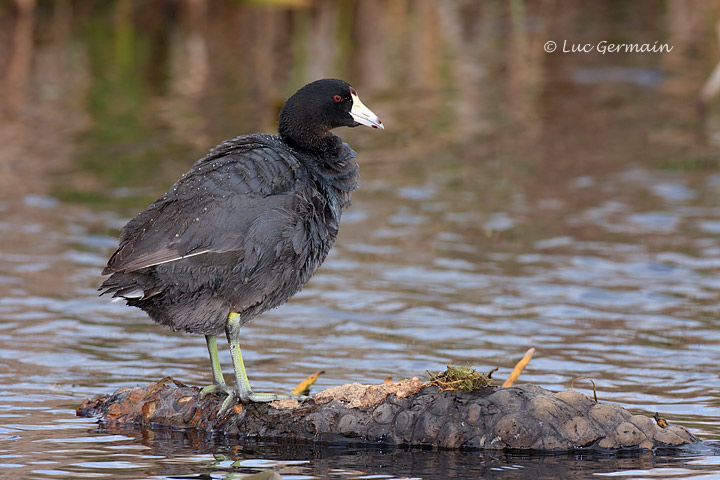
[2,0,720,211]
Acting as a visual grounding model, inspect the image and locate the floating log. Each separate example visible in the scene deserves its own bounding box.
[76,376,697,451]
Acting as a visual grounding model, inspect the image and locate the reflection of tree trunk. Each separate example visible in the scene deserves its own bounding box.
[382,0,409,89]
[698,21,720,109]
[246,7,280,131]
[166,0,211,147]
[436,1,488,138]
[666,0,710,57]
[2,0,36,116]
[506,0,548,140]
[408,0,440,91]
[664,0,713,94]
[0,0,85,197]
[308,0,337,80]
[353,0,386,93]
[664,0,720,103]
[662,1,718,143]
[174,0,208,101]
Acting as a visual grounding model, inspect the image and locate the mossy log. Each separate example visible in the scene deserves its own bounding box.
[76,377,697,452]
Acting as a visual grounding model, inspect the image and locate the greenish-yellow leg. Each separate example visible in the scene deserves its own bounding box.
[218,312,307,415]
[199,335,232,399]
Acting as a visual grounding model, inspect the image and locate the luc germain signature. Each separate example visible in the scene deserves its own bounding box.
[544,40,674,54]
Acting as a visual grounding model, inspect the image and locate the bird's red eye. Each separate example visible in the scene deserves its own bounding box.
[333,95,342,102]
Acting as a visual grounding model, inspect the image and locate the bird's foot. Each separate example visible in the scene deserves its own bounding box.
[244,392,309,403]
[216,389,308,416]
[199,382,232,400]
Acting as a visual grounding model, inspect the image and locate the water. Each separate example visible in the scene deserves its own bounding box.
[1,1,720,479]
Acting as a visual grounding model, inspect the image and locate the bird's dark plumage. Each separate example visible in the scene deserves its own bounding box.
[101,133,357,334]
[100,79,381,335]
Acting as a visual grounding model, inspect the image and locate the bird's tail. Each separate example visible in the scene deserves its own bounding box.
[99,271,163,301]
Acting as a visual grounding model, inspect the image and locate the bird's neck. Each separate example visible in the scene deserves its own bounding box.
[296,136,359,207]
[279,121,336,156]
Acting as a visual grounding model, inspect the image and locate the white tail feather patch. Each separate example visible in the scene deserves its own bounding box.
[121,288,145,299]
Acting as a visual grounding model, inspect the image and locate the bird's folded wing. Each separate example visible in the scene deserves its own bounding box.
[103,144,303,275]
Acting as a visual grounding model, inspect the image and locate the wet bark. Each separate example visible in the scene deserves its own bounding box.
[76,377,697,452]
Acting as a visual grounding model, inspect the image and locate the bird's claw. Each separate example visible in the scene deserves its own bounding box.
[216,389,309,416]
[218,393,238,416]
[199,382,232,400]
[246,392,309,403]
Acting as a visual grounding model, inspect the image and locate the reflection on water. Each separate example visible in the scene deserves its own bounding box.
[1,1,720,479]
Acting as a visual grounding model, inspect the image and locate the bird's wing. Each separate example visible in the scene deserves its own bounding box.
[103,142,305,275]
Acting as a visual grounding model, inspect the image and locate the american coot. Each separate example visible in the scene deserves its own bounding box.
[100,79,383,413]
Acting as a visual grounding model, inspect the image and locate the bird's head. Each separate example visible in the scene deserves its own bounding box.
[279,79,383,155]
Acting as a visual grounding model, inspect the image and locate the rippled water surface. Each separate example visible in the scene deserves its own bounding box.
[1,1,720,479]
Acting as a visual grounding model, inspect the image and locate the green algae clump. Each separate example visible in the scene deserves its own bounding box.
[427,365,490,392]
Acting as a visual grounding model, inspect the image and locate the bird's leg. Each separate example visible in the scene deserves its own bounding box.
[199,335,232,399]
[218,312,307,415]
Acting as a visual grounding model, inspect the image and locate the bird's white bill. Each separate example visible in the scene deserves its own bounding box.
[350,93,384,129]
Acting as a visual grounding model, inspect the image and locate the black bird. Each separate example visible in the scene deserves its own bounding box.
[100,79,383,412]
